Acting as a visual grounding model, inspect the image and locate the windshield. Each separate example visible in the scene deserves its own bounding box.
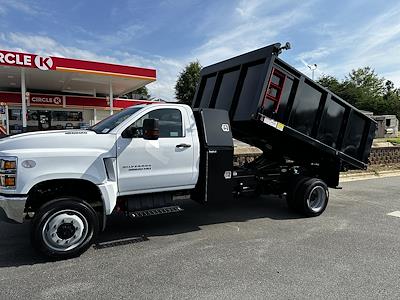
[90,106,143,134]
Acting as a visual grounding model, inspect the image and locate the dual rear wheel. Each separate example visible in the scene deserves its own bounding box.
[286,177,329,217]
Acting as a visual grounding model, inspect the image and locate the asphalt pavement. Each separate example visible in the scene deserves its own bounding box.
[1,176,400,299]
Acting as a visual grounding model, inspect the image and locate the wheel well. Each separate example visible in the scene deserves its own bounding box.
[25,179,104,215]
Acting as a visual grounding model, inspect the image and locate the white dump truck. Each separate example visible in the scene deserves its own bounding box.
[0,44,375,258]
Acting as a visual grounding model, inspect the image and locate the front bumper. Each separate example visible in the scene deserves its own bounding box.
[0,193,27,223]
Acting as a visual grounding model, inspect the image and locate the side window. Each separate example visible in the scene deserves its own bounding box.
[129,108,183,138]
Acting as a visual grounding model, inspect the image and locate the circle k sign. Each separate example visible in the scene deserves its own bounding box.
[31,96,62,105]
[0,50,55,71]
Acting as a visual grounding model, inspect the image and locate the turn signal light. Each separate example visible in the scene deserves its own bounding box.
[5,176,15,186]
[4,161,16,169]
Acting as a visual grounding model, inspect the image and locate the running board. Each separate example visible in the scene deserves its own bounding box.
[130,205,183,218]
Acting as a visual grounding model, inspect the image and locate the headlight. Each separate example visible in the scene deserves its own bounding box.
[0,157,17,190]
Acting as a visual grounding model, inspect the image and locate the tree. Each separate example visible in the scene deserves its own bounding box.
[384,80,400,101]
[175,61,202,105]
[122,86,150,100]
[346,67,386,97]
[317,67,400,120]
[317,75,342,95]
[318,75,361,106]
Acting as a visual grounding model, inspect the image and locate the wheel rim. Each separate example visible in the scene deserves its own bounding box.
[307,186,327,213]
[42,209,89,252]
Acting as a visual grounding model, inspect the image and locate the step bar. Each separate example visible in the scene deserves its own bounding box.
[130,205,183,218]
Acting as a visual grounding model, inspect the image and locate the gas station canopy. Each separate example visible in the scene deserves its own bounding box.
[0,49,156,97]
[0,49,157,134]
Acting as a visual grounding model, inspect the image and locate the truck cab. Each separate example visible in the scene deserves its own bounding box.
[93,103,199,195]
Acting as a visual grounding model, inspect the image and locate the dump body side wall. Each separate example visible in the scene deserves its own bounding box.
[192,44,376,170]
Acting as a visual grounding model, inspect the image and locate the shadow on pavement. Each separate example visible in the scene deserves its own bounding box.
[0,195,302,267]
[0,222,49,267]
[100,195,301,241]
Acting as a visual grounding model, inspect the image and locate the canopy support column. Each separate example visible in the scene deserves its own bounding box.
[21,69,27,132]
[109,82,113,115]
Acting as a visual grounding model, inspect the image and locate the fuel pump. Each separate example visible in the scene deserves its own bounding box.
[0,102,9,137]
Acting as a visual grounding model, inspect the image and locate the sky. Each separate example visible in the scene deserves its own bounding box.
[1,0,400,100]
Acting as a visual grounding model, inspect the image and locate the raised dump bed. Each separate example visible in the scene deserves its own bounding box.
[192,43,376,171]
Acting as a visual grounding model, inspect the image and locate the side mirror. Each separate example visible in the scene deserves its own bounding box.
[143,118,159,140]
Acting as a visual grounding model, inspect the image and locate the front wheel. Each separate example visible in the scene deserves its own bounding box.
[31,198,99,259]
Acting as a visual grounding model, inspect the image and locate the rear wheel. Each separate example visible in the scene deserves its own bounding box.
[31,198,99,259]
[298,178,329,216]
[287,177,329,217]
[286,176,310,210]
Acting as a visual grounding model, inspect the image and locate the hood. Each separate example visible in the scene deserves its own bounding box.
[0,130,116,155]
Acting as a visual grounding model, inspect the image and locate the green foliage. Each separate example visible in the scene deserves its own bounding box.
[317,67,400,120]
[122,86,150,100]
[387,138,400,144]
[347,67,386,96]
[134,86,150,98]
[175,61,202,105]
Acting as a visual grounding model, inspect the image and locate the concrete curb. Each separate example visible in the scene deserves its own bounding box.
[339,170,400,182]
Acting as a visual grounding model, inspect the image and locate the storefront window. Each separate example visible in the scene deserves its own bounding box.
[7,108,84,132]
[27,110,39,121]
[9,109,22,121]
[52,111,83,121]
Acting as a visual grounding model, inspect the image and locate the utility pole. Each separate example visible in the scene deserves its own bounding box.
[307,64,317,80]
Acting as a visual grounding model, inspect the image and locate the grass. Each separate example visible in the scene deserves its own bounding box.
[386,138,400,144]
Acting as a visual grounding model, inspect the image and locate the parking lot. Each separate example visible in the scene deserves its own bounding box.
[0,176,399,299]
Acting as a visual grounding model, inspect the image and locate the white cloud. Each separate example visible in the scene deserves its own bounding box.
[0,0,40,16]
[0,0,317,101]
[0,32,183,100]
[5,0,399,104]
[5,33,118,63]
[193,1,314,66]
[297,47,332,62]
[236,0,265,17]
[235,0,296,19]
[294,2,400,87]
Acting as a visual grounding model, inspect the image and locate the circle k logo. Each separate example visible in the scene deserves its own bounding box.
[34,55,53,70]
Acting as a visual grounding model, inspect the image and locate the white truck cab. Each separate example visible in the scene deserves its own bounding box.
[0,103,200,257]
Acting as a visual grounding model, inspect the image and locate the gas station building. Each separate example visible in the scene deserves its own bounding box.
[0,49,157,135]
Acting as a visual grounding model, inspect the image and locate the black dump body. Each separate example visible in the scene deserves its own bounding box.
[192,43,376,171]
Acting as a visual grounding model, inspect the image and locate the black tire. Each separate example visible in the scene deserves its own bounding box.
[31,198,99,259]
[296,178,329,217]
[286,176,310,211]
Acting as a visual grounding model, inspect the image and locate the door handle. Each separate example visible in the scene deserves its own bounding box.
[176,143,191,148]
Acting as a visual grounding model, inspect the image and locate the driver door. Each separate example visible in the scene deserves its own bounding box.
[116,107,195,194]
